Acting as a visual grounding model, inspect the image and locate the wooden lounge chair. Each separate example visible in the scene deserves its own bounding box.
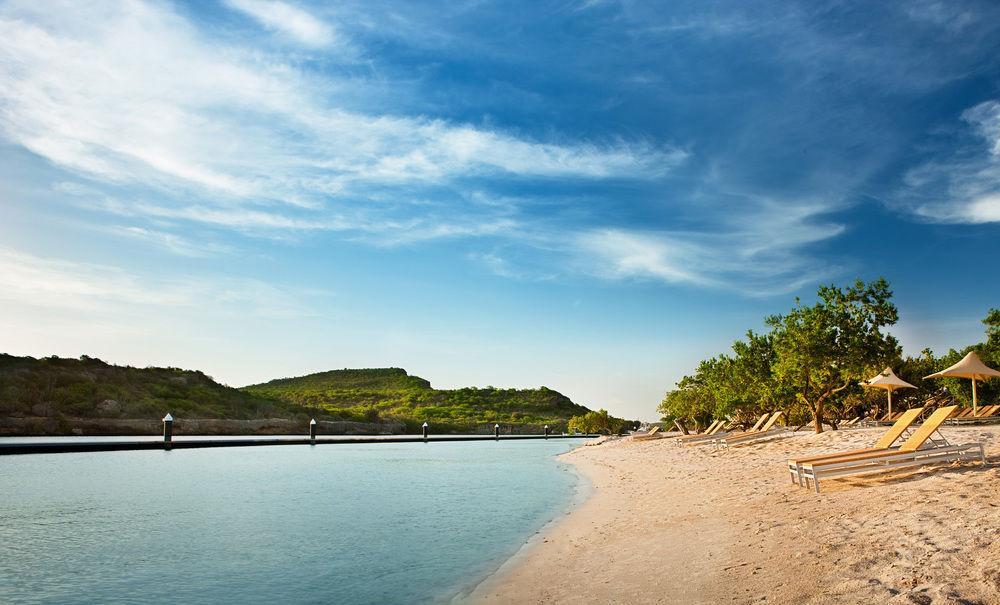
[632,426,662,441]
[786,407,924,485]
[681,414,767,446]
[979,405,1000,418]
[676,419,724,443]
[842,416,861,427]
[676,420,727,444]
[712,411,786,449]
[798,406,985,493]
[952,404,1000,423]
[969,405,998,418]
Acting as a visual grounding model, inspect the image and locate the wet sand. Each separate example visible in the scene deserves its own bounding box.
[467,425,1000,604]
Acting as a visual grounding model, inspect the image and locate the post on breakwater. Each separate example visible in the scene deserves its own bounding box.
[309,418,317,444]
[422,422,428,441]
[494,423,500,440]
[544,425,549,439]
[162,413,173,449]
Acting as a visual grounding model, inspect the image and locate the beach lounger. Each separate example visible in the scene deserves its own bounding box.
[876,410,907,425]
[798,406,985,493]
[951,404,1000,424]
[712,411,787,449]
[842,416,861,427]
[786,407,924,485]
[675,419,725,443]
[680,414,767,446]
[632,426,663,441]
[968,405,997,418]
[747,413,769,432]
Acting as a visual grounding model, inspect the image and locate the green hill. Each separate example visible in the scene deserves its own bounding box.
[0,353,300,421]
[0,356,606,434]
[243,368,593,431]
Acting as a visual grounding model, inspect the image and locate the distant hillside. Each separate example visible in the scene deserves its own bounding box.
[0,354,300,421]
[0,356,603,435]
[243,367,593,431]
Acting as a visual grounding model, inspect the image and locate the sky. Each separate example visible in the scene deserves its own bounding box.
[1,0,1000,421]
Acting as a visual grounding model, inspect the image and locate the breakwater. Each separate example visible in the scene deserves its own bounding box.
[0,433,598,455]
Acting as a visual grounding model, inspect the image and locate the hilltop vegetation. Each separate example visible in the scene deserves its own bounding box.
[0,354,301,421]
[243,368,599,432]
[0,358,621,434]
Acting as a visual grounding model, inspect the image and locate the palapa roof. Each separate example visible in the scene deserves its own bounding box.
[863,367,916,391]
[924,351,1000,381]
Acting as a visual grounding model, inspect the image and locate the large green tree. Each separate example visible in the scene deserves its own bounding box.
[658,330,791,429]
[767,278,900,433]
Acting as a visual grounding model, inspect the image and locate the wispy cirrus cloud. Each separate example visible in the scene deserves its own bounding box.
[0,0,858,297]
[898,100,1000,224]
[572,199,846,295]
[114,226,236,258]
[224,0,338,48]
[0,247,316,318]
[0,0,680,206]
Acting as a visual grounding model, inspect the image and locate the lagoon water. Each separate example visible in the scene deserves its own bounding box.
[0,439,579,604]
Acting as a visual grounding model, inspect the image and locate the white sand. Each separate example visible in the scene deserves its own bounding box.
[466,425,1000,604]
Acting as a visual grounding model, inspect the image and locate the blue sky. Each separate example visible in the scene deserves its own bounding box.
[1,0,999,420]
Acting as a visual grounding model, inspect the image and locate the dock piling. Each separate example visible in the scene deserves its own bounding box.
[422,422,428,441]
[544,425,549,439]
[494,423,500,440]
[162,413,173,450]
[309,418,317,444]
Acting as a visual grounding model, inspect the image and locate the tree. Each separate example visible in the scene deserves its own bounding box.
[985,308,1000,348]
[658,331,788,429]
[767,278,900,433]
[567,409,627,435]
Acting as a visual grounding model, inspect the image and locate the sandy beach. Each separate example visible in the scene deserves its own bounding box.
[468,425,1000,604]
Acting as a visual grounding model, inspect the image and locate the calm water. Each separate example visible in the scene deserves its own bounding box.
[0,440,580,604]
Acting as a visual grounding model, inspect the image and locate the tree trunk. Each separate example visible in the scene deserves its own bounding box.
[813,400,824,434]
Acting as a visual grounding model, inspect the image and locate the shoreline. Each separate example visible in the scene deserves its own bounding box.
[464,426,1000,604]
[451,440,596,604]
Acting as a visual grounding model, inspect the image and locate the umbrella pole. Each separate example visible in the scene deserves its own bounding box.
[972,378,978,416]
[887,390,892,418]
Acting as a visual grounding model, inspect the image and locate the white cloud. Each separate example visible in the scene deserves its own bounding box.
[901,100,1000,224]
[578,230,710,285]
[225,0,336,48]
[0,247,316,317]
[115,226,235,257]
[0,0,837,295]
[961,194,1000,222]
[0,0,679,215]
[573,200,845,295]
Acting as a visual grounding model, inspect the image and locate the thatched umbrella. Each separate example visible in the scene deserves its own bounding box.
[924,351,1000,416]
[862,367,916,418]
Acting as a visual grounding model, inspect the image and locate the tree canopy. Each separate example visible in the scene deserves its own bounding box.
[660,279,997,434]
